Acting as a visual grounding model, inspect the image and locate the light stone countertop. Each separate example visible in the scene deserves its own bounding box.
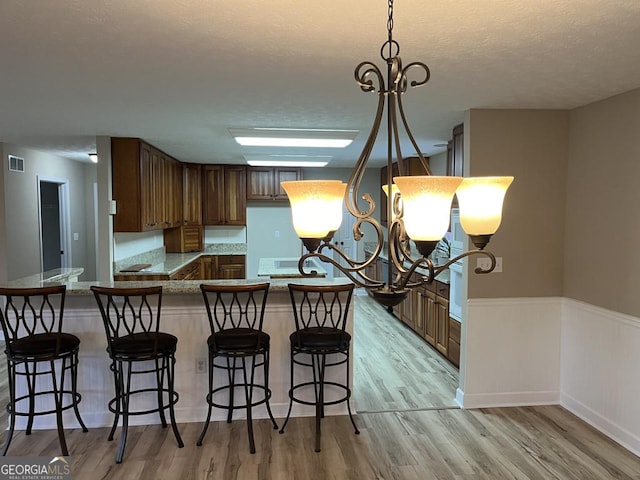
[257,257,328,279]
[3,267,85,287]
[115,243,247,277]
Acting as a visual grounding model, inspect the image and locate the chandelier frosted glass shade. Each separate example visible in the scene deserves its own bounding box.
[280,180,347,240]
[456,176,514,235]
[393,176,463,241]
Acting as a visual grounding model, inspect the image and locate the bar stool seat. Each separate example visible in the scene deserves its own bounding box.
[110,332,178,357]
[10,332,80,357]
[0,285,88,457]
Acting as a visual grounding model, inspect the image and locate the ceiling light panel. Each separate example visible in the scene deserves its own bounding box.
[229,128,358,148]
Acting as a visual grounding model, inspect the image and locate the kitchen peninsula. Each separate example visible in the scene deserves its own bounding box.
[1,276,353,430]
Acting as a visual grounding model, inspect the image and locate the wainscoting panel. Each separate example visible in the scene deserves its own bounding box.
[458,297,562,408]
[561,298,640,456]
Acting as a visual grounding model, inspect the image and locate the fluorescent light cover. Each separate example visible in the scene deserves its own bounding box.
[245,154,331,168]
[247,160,328,167]
[229,128,358,148]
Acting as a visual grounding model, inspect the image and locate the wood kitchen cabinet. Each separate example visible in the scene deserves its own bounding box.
[182,163,202,225]
[164,225,203,253]
[112,137,183,232]
[202,165,246,225]
[389,271,453,366]
[448,317,461,368]
[170,259,201,280]
[201,255,246,280]
[247,167,302,200]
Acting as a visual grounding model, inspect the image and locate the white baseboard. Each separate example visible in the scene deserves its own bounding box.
[456,388,560,409]
[561,392,640,458]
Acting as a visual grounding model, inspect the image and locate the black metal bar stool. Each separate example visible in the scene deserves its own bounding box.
[0,285,88,456]
[91,285,184,463]
[279,283,359,452]
[197,283,278,453]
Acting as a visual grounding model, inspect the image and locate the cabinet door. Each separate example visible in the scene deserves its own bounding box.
[183,163,202,225]
[202,165,225,225]
[274,168,301,199]
[435,297,449,356]
[217,255,246,279]
[140,143,156,230]
[200,255,218,280]
[423,289,437,346]
[224,166,246,225]
[246,168,274,200]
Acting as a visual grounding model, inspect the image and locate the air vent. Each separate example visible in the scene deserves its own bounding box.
[8,155,24,173]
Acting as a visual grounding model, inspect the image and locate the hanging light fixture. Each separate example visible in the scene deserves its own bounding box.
[281,0,513,307]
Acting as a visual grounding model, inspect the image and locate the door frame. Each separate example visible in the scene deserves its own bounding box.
[37,176,71,271]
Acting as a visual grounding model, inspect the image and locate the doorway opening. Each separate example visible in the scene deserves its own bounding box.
[38,178,71,273]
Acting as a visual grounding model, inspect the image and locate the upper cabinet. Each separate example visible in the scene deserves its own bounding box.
[112,138,183,232]
[202,165,246,225]
[246,167,302,201]
[182,163,202,226]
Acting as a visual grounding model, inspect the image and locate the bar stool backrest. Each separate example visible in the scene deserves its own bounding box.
[200,283,269,334]
[91,286,163,346]
[0,285,67,353]
[287,283,354,332]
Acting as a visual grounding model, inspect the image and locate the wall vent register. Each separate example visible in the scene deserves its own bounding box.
[8,155,24,173]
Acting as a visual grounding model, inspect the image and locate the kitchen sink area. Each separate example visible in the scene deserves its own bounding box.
[257,257,327,279]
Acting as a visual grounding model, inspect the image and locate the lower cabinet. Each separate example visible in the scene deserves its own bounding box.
[447,318,461,368]
[390,265,454,367]
[170,259,201,280]
[201,255,246,280]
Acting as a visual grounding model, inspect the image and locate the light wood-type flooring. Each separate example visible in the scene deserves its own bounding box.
[1,294,639,479]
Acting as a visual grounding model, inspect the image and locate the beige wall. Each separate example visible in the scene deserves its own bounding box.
[466,109,570,299]
[564,88,640,316]
[2,144,95,281]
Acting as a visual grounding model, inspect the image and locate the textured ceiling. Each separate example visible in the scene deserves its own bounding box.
[1,0,639,167]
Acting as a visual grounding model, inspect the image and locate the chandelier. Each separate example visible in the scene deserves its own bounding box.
[281,0,513,308]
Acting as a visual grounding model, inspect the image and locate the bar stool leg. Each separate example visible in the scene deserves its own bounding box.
[115,361,132,464]
[196,351,214,446]
[263,351,278,430]
[226,357,235,424]
[155,357,168,428]
[278,346,296,434]
[71,353,88,433]
[107,361,120,442]
[25,362,35,435]
[2,362,17,456]
[166,355,184,448]
[242,356,256,454]
[51,359,69,456]
[345,351,360,435]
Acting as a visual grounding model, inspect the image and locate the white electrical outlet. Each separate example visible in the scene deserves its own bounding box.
[275,230,280,238]
[195,357,207,374]
[477,257,503,273]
